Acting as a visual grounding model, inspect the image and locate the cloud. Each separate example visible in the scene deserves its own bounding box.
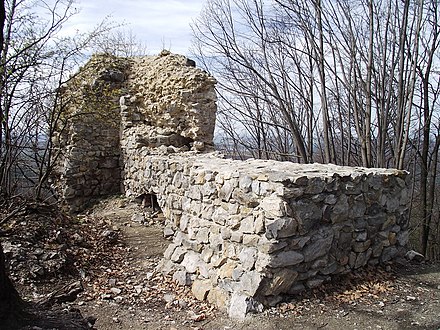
[64,0,206,55]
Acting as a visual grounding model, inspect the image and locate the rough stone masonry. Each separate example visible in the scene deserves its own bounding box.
[53,52,410,318]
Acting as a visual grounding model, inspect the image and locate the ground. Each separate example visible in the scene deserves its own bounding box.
[1,196,440,330]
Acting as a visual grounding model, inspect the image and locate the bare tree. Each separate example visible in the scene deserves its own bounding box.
[413,0,440,257]
[91,28,148,56]
[0,0,119,200]
[0,1,25,325]
[0,0,126,324]
[192,0,310,163]
[193,0,440,258]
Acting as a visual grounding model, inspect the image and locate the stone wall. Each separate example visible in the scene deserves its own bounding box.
[54,52,410,318]
[53,52,216,212]
[122,150,409,317]
[52,54,129,212]
[121,51,217,153]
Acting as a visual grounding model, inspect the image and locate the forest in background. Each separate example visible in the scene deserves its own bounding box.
[0,0,439,271]
[191,0,440,260]
[0,0,149,326]
[0,0,439,326]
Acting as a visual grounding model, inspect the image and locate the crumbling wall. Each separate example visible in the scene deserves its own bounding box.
[121,50,217,154]
[122,150,409,317]
[52,54,129,212]
[54,52,410,318]
[53,52,216,212]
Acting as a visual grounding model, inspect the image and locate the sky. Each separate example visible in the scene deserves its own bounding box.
[65,0,208,56]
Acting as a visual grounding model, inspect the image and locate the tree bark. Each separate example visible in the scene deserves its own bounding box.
[0,241,26,328]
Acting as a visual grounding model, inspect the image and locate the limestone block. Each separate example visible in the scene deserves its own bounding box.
[201,181,217,197]
[181,251,204,274]
[201,247,214,263]
[239,216,255,234]
[311,258,327,269]
[239,271,263,296]
[352,240,371,253]
[355,248,373,268]
[207,287,230,311]
[192,279,212,301]
[163,243,177,260]
[230,231,243,243]
[170,246,187,263]
[219,260,238,278]
[257,237,288,254]
[292,175,309,186]
[219,179,237,202]
[349,201,367,218]
[260,268,298,296]
[242,234,259,246]
[226,215,241,230]
[228,293,263,319]
[221,202,239,214]
[254,252,271,272]
[220,227,232,240]
[372,240,385,257]
[269,250,304,268]
[254,213,265,234]
[282,187,304,199]
[288,236,310,250]
[179,214,189,232]
[396,230,409,246]
[186,185,202,200]
[303,230,334,262]
[260,195,290,218]
[238,247,258,271]
[209,233,223,251]
[223,242,238,259]
[232,266,244,281]
[201,204,215,220]
[195,227,210,243]
[212,207,228,226]
[294,200,322,231]
[304,177,325,194]
[173,270,191,286]
[330,195,349,223]
[182,238,203,253]
[251,181,261,195]
[239,175,253,192]
[324,194,337,204]
[265,217,299,239]
[381,246,398,263]
[381,215,397,230]
[320,261,338,275]
[232,189,259,208]
[388,232,397,245]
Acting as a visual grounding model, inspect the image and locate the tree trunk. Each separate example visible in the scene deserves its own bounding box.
[0,241,26,328]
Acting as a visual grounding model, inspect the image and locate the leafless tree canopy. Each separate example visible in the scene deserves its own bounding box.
[0,0,149,325]
[191,0,440,258]
[0,0,146,201]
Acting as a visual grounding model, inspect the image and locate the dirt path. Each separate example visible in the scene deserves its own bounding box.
[76,197,440,330]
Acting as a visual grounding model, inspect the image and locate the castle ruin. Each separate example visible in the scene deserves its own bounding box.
[53,52,410,317]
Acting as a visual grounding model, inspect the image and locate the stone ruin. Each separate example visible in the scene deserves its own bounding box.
[53,52,410,318]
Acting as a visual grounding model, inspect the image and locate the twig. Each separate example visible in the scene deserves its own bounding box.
[37,280,83,308]
[0,206,26,226]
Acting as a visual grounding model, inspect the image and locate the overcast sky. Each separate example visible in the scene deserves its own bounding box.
[66,0,208,56]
